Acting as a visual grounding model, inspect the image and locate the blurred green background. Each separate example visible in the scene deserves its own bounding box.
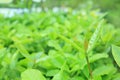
[0,0,120,27]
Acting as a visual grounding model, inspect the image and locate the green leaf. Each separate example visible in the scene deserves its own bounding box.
[58,34,84,53]
[52,71,63,80]
[46,69,60,76]
[21,69,46,80]
[112,45,120,67]
[0,48,6,59]
[50,55,66,69]
[93,65,116,76]
[112,73,120,80]
[10,51,18,69]
[12,37,31,59]
[52,71,69,80]
[89,53,108,63]
[80,53,108,69]
[87,20,104,53]
[48,40,62,50]
[101,24,114,43]
[93,76,102,80]
[71,76,84,80]
[71,53,108,72]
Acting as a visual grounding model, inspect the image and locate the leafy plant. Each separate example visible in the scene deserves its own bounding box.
[0,10,120,80]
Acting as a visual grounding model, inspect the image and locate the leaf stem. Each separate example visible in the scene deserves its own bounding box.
[85,52,93,80]
[84,39,93,79]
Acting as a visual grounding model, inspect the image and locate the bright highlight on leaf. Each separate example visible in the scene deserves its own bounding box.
[21,69,46,80]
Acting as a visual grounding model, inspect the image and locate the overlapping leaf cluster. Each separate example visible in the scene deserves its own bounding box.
[0,10,120,80]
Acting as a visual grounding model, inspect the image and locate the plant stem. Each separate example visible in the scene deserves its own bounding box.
[84,39,93,79]
[85,52,93,80]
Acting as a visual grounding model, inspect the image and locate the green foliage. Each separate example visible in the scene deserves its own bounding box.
[21,69,46,80]
[0,10,120,80]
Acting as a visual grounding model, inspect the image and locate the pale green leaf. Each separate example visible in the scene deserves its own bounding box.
[71,76,84,80]
[46,69,60,76]
[112,45,120,67]
[52,71,69,80]
[93,65,116,76]
[12,37,31,60]
[21,69,46,80]
[93,76,102,80]
[87,20,104,53]
[89,53,108,63]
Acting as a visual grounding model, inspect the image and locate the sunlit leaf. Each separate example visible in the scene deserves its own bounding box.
[21,69,46,80]
[52,71,69,80]
[93,65,116,76]
[112,45,120,67]
[87,20,104,53]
